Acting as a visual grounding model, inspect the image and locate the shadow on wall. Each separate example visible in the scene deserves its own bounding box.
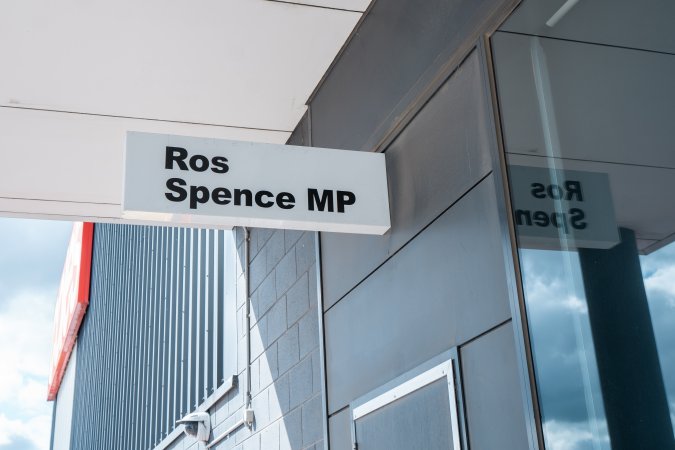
[208,228,323,450]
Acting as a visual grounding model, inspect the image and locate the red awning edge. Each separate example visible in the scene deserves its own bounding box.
[47,222,93,401]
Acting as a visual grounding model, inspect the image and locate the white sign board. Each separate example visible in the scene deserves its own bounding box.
[123,132,390,234]
[509,165,619,249]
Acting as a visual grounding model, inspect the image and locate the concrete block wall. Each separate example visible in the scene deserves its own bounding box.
[176,228,323,450]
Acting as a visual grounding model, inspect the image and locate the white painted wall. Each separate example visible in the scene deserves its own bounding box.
[51,345,77,450]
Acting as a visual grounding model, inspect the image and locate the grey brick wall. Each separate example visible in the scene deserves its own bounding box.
[178,228,323,450]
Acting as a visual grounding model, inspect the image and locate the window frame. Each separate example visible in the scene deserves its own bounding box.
[349,349,466,450]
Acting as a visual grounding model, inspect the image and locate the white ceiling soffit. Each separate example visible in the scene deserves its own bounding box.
[0,0,367,224]
[0,0,363,131]
[0,107,288,224]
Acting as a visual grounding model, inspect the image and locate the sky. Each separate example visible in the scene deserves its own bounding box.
[0,218,72,450]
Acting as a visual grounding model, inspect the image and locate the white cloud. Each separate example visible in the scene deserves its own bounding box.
[0,289,57,450]
[0,290,55,394]
[0,413,51,450]
[523,269,587,315]
[561,294,588,315]
[645,265,675,308]
[17,380,50,416]
[543,419,610,450]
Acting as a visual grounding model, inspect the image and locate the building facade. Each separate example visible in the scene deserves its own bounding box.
[49,1,675,449]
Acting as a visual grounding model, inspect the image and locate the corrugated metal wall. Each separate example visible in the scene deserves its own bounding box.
[70,224,237,450]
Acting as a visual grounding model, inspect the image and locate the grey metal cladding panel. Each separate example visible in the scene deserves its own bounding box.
[460,322,529,450]
[355,379,453,450]
[324,175,511,414]
[328,408,352,450]
[287,110,310,147]
[321,50,494,311]
[310,0,513,152]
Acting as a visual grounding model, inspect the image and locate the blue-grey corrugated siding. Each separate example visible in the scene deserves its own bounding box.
[69,224,232,450]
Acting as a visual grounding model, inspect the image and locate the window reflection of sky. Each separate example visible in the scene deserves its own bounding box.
[521,243,675,450]
[641,244,675,432]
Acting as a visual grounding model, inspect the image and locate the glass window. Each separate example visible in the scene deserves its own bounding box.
[491,1,675,448]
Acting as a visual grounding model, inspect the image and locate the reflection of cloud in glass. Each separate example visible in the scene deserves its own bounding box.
[543,419,610,450]
[645,265,675,306]
[642,244,675,433]
[521,249,608,450]
[521,241,675,449]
